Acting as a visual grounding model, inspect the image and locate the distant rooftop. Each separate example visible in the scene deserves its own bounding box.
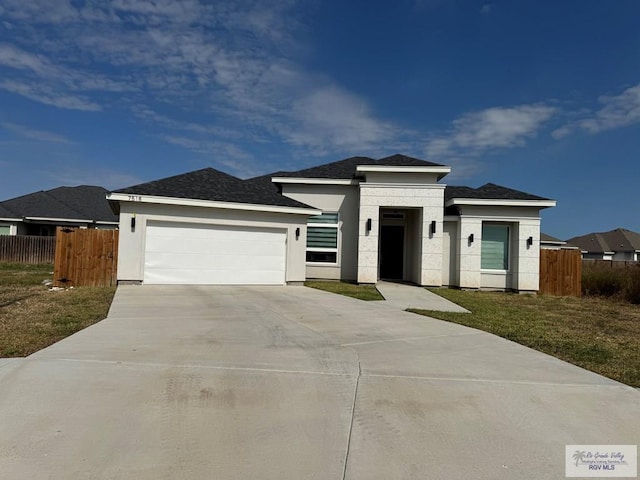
[567,228,640,253]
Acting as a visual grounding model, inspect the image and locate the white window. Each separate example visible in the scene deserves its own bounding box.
[481,224,509,270]
[306,212,339,264]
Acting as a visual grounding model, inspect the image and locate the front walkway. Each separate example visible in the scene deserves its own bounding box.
[376,281,470,312]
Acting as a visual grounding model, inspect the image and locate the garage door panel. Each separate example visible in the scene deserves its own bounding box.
[144,222,286,285]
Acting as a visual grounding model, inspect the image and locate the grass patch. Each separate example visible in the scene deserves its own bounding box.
[582,262,640,304]
[305,280,384,301]
[0,263,115,357]
[410,289,640,388]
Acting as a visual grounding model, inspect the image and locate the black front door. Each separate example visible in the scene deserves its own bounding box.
[379,225,404,280]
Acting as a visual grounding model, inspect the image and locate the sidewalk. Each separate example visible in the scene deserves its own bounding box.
[376,281,470,312]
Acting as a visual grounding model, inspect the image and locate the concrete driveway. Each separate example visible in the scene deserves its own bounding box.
[0,286,638,479]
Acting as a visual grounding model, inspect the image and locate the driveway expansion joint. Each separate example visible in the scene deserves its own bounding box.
[341,355,361,480]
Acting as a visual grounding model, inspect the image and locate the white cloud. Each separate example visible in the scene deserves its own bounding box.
[284,86,397,153]
[553,82,640,137]
[0,0,396,157]
[0,80,101,111]
[426,104,557,157]
[480,3,495,14]
[0,122,73,143]
[157,134,261,177]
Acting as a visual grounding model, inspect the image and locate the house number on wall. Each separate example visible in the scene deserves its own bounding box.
[128,195,142,202]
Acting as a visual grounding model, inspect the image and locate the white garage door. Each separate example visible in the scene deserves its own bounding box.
[144,222,286,285]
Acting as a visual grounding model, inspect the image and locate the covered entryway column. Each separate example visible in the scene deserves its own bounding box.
[357,184,445,286]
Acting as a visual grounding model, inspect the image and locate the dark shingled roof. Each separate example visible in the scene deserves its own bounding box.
[114,168,313,209]
[445,183,550,202]
[568,228,640,254]
[113,155,550,211]
[113,154,445,208]
[540,233,564,243]
[0,204,17,218]
[0,186,118,222]
[273,154,445,179]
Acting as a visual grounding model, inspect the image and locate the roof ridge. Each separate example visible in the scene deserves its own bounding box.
[43,189,90,220]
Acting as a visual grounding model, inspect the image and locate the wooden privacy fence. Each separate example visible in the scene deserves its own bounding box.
[0,235,56,264]
[583,259,639,268]
[539,249,582,297]
[53,227,119,287]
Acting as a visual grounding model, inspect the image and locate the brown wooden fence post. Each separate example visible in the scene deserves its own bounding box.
[539,249,582,297]
[53,228,119,287]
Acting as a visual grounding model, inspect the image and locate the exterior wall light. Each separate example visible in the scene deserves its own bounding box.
[295,227,300,240]
[527,236,533,247]
[366,218,372,232]
[468,233,474,244]
[430,220,437,235]
[130,213,136,230]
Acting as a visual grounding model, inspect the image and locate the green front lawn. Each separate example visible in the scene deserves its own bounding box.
[411,289,640,388]
[305,280,384,301]
[302,279,640,388]
[0,263,116,357]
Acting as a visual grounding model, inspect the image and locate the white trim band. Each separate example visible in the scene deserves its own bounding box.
[271,177,358,186]
[107,193,322,216]
[446,198,557,208]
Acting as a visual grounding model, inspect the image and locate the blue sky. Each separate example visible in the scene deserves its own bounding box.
[1,0,639,239]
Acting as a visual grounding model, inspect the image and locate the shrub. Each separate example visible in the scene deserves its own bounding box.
[582,262,640,304]
[624,266,640,304]
[582,264,626,297]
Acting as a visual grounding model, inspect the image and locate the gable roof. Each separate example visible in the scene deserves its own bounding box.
[541,233,564,243]
[0,203,17,219]
[0,186,118,223]
[113,168,312,209]
[113,154,446,209]
[445,183,550,202]
[568,228,640,254]
[273,154,445,179]
[112,155,552,212]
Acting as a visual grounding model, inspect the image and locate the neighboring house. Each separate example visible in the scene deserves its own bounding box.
[540,233,579,250]
[107,154,556,291]
[0,186,119,236]
[567,228,640,261]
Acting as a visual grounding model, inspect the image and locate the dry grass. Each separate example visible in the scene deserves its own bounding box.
[411,289,640,388]
[0,263,115,357]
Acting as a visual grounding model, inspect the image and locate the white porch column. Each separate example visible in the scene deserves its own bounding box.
[357,200,379,283]
[513,218,541,292]
[458,216,482,289]
[420,206,444,286]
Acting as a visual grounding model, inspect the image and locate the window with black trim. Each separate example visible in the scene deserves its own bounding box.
[306,212,338,264]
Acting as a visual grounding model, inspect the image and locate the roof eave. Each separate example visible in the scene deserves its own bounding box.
[271,177,358,186]
[445,198,557,208]
[107,192,321,216]
[23,216,94,223]
[356,165,451,180]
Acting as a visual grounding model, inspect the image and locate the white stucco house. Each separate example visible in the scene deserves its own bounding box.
[107,154,556,292]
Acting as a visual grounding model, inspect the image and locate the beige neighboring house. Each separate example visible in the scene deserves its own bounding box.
[107,154,556,292]
[568,228,640,261]
[540,233,580,250]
